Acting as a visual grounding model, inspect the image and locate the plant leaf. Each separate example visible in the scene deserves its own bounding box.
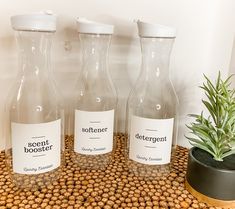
[221,149,235,159]
[186,72,235,161]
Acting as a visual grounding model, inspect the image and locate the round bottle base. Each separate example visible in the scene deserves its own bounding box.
[71,152,112,170]
[126,159,171,179]
[12,166,62,190]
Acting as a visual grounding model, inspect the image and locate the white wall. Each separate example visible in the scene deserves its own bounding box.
[0,0,235,150]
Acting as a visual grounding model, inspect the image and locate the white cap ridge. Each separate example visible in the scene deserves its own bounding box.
[11,12,56,32]
[136,20,176,38]
[76,18,114,35]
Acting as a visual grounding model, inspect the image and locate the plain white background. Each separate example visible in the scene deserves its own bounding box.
[0,0,235,150]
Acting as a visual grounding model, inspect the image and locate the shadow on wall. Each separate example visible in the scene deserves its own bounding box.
[0,35,17,151]
[52,14,80,136]
[229,35,235,86]
[173,72,205,148]
[111,34,139,133]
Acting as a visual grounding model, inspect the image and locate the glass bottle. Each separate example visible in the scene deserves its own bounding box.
[5,13,64,189]
[126,20,178,178]
[72,18,117,170]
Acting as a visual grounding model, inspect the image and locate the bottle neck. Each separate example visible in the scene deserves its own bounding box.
[140,37,174,79]
[16,31,53,76]
[79,34,111,74]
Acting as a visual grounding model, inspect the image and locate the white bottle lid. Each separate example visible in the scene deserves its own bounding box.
[76,18,114,35]
[11,12,56,32]
[136,20,176,38]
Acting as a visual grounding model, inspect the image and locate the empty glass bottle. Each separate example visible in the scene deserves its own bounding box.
[126,20,178,178]
[72,18,117,169]
[5,13,64,189]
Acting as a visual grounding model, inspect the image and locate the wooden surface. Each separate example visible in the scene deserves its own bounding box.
[185,180,235,209]
[0,134,231,209]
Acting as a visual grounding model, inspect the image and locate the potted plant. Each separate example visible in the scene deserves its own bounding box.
[185,72,235,208]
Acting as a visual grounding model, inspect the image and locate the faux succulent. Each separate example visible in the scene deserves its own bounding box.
[186,72,235,161]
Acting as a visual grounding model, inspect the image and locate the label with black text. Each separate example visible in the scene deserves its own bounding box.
[11,119,61,174]
[129,116,174,165]
[75,110,114,155]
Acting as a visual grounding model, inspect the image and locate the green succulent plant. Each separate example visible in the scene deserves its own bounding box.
[186,72,235,161]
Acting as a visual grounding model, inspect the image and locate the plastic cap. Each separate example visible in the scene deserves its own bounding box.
[136,20,176,38]
[11,12,56,32]
[76,18,114,34]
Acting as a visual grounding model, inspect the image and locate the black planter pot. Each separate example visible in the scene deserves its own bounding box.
[186,147,235,208]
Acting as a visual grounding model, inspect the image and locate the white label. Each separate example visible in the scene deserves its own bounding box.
[129,116,174,165]
[12,119,61,174]
[75,110,114,155]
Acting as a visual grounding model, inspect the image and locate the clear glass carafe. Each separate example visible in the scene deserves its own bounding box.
[126,21,178,178]
[5,13,64,189]
[72,19,117,170]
